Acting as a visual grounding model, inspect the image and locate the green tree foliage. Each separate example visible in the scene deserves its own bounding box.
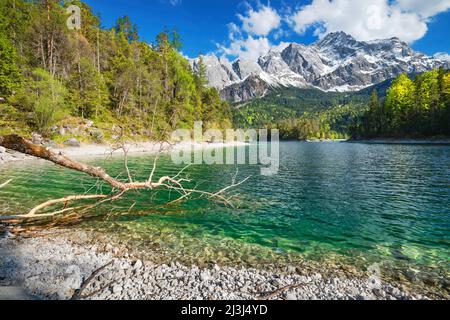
[0,36,22,96]
[115,15,138,43]
[232,87,369,140]
[12,68,69,135]
[385,74,415,133]
[194,56,208,89]
[0,0,31,55]
[442,71,450,133]
[69,56,108,118]
[0,0,230,140]
[356,69,450,138]
[26,0,72,77]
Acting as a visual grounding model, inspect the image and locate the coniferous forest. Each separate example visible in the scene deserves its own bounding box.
[0,0,231,142]
[232,69,450,140]
[355,69,450,139]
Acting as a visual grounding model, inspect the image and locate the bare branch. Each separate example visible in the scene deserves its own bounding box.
[27,194,108,217]
[0,135,127,190]
[0,195,108,221]
[0,135,249,221]
[71,260,114,300]
[213,175,251,197]
[257,283,306,300]
[148,153,159,184]
[0,179,12,189]
[123,146,133,183]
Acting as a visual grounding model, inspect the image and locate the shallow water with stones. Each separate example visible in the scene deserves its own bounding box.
[1,142,449,294]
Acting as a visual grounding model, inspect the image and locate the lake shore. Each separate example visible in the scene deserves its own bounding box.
[348,138,450,145]
[0,228,437,301]
[306,139,348,143]
[0,140,248,165]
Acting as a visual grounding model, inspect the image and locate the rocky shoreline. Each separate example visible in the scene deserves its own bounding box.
[0,229,434,300]
[0,146,30,165]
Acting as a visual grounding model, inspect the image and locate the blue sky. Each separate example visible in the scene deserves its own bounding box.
[83,0,450,59]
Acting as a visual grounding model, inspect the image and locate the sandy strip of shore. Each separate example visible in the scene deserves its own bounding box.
[0,229,429,301]
[0,141,248,165]
[60,141,248,158]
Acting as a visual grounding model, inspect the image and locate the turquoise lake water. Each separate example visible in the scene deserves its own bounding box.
[1,142,449,288]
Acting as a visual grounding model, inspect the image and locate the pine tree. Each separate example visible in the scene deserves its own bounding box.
[115,16,138,43]
[195,55,208,89]
[0,36,22,97]
[0,0,231,141]
[366,89,379,136]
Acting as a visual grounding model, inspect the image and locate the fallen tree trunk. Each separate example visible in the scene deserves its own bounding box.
[0,134,249,222]
[0,135,126,190]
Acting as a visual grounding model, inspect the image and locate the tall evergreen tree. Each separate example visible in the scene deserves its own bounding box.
[115,16,138,43]
[0,36,22,97]
[0,0,231,138]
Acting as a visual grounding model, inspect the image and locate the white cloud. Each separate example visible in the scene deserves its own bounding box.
[227,22,242,40]
[395,0,450,19]
[273,28,289,40]
[289,0,450,43]
[238,5,281,36]
[218,4,283,61]
[219,36,272,61]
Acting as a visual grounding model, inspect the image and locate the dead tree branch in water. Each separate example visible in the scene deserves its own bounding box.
[0,179,12,188]
[0,134,249,221]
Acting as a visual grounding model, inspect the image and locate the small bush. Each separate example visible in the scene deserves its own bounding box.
[90,129,104,143]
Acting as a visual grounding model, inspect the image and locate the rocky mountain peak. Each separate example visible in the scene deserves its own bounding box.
[191,32,448,103]
[316,31,357,48]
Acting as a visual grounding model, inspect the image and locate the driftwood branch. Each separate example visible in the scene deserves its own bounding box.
[71,260,114,300]
[27,195,108,217]
[0,135,127,190]
[0,179,12,188]
[0,134,249,222]
[257,283,306,300]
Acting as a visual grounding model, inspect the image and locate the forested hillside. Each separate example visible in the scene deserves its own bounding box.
[355,68,450,138]
[231,87,371,140]
[0,1,448,144]
[0,0,231,144]
[232,69,450,140]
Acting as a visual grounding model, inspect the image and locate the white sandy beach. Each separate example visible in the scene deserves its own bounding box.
[62,140,248,157]
[0,140,249,165]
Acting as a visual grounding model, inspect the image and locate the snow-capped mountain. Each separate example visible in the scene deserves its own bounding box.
[190,32,448,103]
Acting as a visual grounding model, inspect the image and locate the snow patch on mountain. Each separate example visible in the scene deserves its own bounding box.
[190,32,448,102]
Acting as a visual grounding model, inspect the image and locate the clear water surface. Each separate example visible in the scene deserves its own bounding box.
[1,142,449,289]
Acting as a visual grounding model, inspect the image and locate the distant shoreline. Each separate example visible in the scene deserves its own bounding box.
[305,139,348,143]
[347,138,450,145]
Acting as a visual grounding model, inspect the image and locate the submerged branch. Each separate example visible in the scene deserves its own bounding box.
[27,195,109,217]
[0,134,249,222]
[0,179,12,189]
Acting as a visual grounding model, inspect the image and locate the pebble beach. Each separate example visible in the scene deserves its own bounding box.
[0,229,433,300]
